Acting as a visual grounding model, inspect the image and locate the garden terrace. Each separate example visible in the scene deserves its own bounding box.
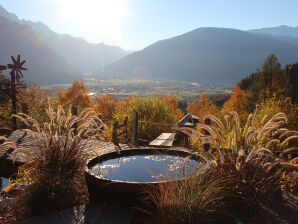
[0,130,142,223]
[0,130,132,178]
[0,130,197,223]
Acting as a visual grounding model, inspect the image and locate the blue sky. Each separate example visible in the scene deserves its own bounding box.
[0,0,297,50]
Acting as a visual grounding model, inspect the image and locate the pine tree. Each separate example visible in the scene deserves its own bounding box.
[259,54,282,98]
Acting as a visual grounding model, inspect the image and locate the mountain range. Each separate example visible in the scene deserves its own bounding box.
[1,4,298,84]
[248,25,298,38]
[97,27,298,84]
[0,5,129,84]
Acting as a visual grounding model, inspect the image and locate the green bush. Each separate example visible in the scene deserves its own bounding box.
[113,96,180,140]
[255,97,298,130]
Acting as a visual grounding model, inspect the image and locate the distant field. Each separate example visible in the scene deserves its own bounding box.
[41,79,232,102]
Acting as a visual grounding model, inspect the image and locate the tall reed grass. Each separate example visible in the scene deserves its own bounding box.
[144,108,298,223]
[143,169,233,224]
[13,105,105,215]
[0,136,16,151]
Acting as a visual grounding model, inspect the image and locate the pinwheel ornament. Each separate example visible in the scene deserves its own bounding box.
[7,55,27,84]
[0,55,27,130]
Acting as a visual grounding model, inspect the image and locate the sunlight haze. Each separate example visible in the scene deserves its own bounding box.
[0,0,297,50]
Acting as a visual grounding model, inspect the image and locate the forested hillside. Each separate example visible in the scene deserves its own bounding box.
[238,54,298,103]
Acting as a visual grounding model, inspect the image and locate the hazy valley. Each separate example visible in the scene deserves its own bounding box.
[1,2,298,223]
[1,5,298,87]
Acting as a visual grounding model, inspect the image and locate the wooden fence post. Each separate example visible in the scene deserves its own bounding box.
[203,117,211,152]
[21,103,28,129]
[131,110,139,146]
[112,120,119,146]
[11,71,17,130]
[123,117,128,136]
[112,116,129,150]
[71,105,78,135]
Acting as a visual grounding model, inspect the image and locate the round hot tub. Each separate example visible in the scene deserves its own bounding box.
[85,148,201,203]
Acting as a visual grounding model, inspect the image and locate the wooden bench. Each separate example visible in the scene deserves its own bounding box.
[149,133,176,147]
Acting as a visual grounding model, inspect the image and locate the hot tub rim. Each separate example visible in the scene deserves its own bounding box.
[85,147,203,185]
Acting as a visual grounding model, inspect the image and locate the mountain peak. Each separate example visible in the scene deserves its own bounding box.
[0,5,18,21]
[248,25,298,38]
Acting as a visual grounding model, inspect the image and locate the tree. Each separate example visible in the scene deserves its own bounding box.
[18,84,50,124]
[187,94,218,120]
[255,96,298,130]
[223,86,253,122]
[258,54,284,98]
[57,80,91,109]
[159,94,184,119]
[113,96,179,140]
[0,83,49,128]
[286,62,298,103]
[238,54,290,102]
[93,95,116,120]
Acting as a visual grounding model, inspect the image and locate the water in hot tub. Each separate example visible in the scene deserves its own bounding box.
[90,153,198,182]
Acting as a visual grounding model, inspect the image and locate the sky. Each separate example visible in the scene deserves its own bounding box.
[0,0,297,50]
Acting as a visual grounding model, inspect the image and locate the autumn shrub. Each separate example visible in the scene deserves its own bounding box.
[159,94,184,119]
[57,80,91,111]
[0,102,12,129]
[93,94,117,120]
[187,93,219,120]
[0,75,10,128]
[0,84,50,129]
[17,84,50,125]
[222,86,254,122]
[281,170,298,196]
[255,96,298,130]
[113,96,180,140]
[13,105,105,215]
